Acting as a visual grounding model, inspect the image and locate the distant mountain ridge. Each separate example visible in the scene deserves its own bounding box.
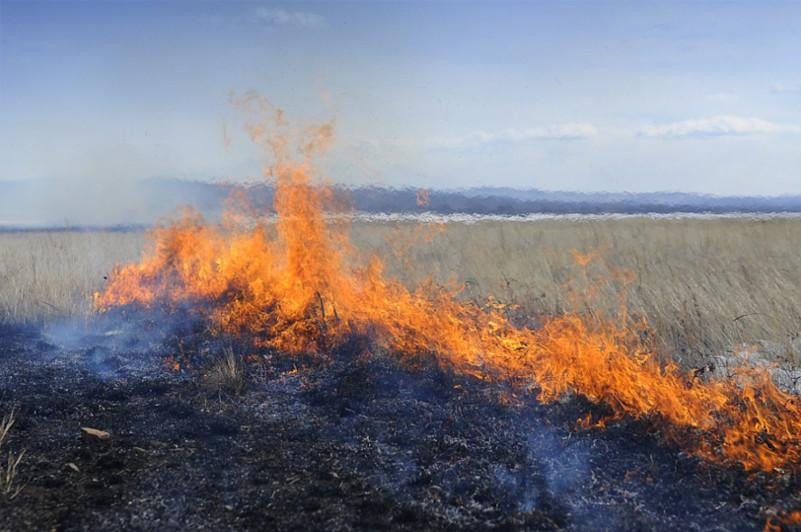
[1,178,800,228]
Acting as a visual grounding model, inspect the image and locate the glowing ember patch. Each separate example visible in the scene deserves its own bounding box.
[764,510,801,531]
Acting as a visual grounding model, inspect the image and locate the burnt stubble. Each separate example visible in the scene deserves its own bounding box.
[1,320,799,531]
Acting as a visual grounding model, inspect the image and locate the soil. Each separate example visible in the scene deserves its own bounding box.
[1,320,800,531]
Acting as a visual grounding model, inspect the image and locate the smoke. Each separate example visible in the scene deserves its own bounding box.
[0,93,337,229]
[0,177,228,228]
[40,306,206,379]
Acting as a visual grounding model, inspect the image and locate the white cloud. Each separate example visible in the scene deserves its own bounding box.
[430,123,597,149]
[771,83,801,94]
[637,115,801,139]
[254,7,324,28]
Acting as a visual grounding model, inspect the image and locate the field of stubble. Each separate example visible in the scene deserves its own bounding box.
[1,217,800,367]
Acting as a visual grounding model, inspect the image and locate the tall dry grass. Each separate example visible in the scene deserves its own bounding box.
[1,217,800,365]
[0,231,144,321]
[355,217,801,366]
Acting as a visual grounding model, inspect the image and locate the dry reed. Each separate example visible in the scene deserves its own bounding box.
[2,217,799,365]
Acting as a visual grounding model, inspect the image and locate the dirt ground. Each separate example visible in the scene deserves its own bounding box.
[1,321,800,531]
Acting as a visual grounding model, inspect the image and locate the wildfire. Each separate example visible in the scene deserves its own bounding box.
[94,100,801,473]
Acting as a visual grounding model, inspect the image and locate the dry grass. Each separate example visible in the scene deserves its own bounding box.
[203,347,247,394]
[0,231,144,321]
[0,410,24,500]
[354,217,801,366]
[2,217,800,365]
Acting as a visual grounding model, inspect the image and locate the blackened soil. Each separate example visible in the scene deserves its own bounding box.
[1,323,800,531]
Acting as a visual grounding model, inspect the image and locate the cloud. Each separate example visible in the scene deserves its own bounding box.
[637,115,801,139]
[430,123,597,149]
[771,83,801,94]
[254,7,324,28]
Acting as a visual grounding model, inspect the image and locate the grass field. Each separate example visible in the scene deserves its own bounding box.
[2,216,800,366]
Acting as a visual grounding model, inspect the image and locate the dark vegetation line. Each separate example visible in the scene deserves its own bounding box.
[3,178,801,231]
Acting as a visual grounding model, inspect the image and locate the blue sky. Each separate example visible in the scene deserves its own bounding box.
[2,0,801,194]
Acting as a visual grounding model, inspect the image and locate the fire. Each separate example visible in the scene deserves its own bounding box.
[95,102,801,473]
[765,511,801,532]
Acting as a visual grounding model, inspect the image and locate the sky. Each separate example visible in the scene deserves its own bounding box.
[1,0,801,195]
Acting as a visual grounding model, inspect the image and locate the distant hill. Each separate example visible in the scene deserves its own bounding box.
[1,178,801,228]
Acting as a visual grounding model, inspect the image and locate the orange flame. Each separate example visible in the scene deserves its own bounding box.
[764,511,801,532]
[95,103,801,473]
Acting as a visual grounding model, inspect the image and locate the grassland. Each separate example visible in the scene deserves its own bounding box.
[0,230,145,322]
[2,216,800,366]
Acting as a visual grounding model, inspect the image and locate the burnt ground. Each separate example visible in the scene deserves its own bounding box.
[1,320,801,531]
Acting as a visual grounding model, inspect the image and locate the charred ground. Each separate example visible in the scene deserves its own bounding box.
[1,318,800,531]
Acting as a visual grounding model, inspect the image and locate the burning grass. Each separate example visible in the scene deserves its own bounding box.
[365,216,801,369]
[85,151,801,475]
[3,218,800,368]
[5,100,801,478]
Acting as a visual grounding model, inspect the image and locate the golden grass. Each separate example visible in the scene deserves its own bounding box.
[203,347,247,394]
[2,217,800,365]
[0,410,24,500]
[0,231,145,321]
[356,217,801,366]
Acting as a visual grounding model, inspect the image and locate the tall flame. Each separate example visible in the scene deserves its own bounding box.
[95,103,801,473]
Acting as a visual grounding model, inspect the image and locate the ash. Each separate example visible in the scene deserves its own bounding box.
[0,316,798,531]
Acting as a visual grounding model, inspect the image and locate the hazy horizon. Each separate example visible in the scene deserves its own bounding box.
[5,174,801,198]
[4,176,801,229]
